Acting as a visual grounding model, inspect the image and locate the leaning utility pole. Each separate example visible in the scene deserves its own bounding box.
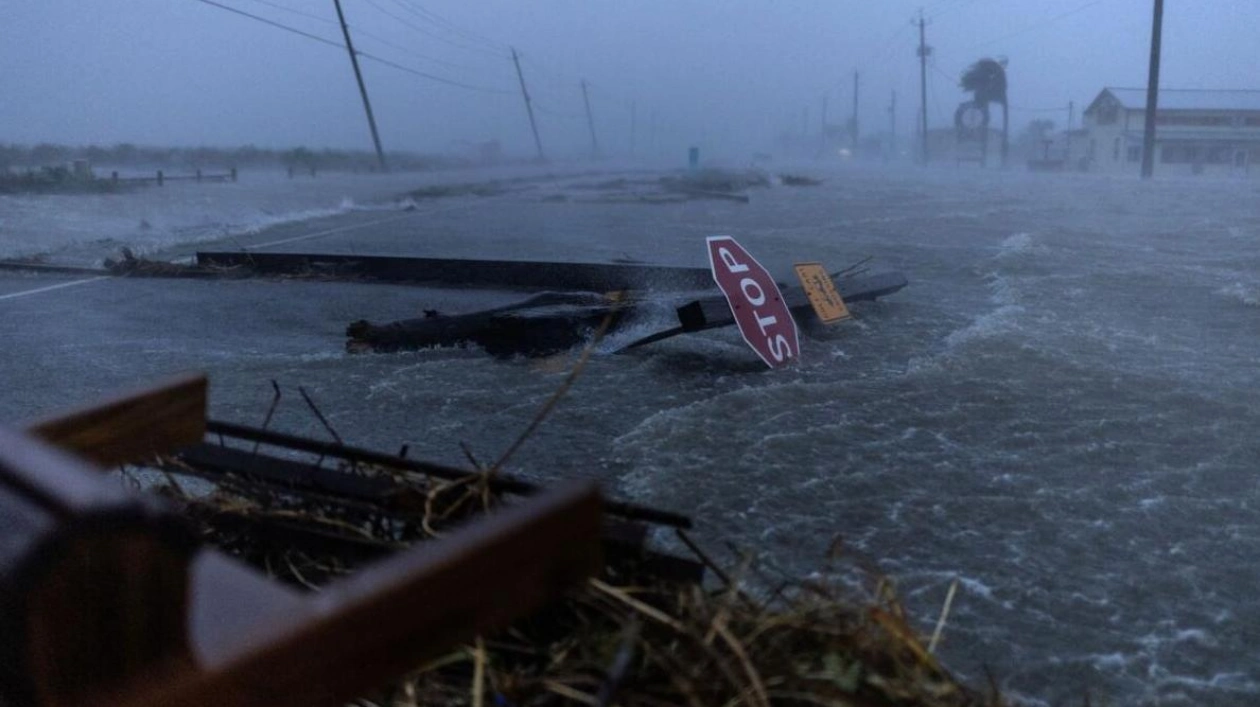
[1140,0,1164,179]
[889,90,897,160]
[916,11,931,164]
[851,71,860,152]
[511,48,545,162]
[820,94,828,156]
[650,110,658,156]
[1066,100,1074,163]
[630,101,637,157]
[332,0,387,172]
[580,80,600,158]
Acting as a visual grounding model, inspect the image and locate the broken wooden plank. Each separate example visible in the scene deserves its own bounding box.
[677,270,908,332]
[203,420,694,529]
[194,252,715,292]
[99,482,603,707]
[346,291,625,357]
[170,444,704,583]
[28,373,207,468]
[0,428,199,707]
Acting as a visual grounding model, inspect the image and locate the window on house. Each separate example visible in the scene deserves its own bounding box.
[1127,146,1141,162]
[1156,114,1232,127]
[1161,145,1202,164]
[1205,146,1231,164]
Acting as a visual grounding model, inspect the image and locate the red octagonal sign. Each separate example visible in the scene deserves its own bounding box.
[706,235,800,368]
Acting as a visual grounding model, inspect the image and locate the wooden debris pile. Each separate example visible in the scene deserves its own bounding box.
[143,418,1005,707]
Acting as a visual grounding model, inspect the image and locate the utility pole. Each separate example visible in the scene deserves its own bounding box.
[889,90,897,160]
[630,101,637,157]
[510,47,545,162]
[1066,100,1074,163]
[851,71,861,152]
[650,110,658,156]
[580,80,600,159]
[916,11,931,164]
[332,0,386,172]
[1140,0,1164,179]
[820,94,828,156]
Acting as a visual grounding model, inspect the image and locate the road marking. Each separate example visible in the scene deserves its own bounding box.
[0,276,111,301]
[245,212,415,250]
[244,197,508,251]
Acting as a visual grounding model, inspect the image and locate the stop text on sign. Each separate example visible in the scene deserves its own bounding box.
[706,235,800,368]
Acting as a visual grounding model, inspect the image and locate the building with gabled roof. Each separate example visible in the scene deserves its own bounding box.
[1074,87,1260,176]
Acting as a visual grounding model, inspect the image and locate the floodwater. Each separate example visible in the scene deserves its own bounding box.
[3,163,1260,706]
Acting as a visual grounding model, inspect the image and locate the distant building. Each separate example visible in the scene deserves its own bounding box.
[1075,88,1260,176]
[923,127,1004,167]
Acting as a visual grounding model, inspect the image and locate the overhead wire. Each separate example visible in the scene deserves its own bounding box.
[350,24,501,72]
[192,0,342,49]
[359,0,508,59]
[389,0,509,53]
[237,0,338,25]
[189,0,513,93]
[965,0,1108,51]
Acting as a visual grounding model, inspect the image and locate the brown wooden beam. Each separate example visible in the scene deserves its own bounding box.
[98,481,602,707]
[28,373,207,468]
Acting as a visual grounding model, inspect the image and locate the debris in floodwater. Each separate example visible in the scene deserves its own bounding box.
[780,173,825,186]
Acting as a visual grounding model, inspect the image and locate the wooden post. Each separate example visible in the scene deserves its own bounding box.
[156,170,164,187]
[1140,0,1164,179]
[917,11,930,164]
[196,169,202,183]
[510,47,545,162]
[852,70,860,152]
[111,171,119,183]
[28,373,208,469]
[888,90,896,161]
[581,79,600,159]
[332,0,388,173]
[230,167,237,182]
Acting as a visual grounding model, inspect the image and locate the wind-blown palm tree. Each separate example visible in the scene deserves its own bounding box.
[961,58,1009,166]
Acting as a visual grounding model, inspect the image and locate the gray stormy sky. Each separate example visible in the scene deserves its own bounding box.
[2,1,1257,160]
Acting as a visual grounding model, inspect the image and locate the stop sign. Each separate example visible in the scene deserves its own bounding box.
[706,235,800,368]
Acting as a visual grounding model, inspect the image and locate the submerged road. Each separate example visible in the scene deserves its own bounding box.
[6,165,1260,706]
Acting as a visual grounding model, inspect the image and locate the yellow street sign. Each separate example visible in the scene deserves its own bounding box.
[793,262,851,324]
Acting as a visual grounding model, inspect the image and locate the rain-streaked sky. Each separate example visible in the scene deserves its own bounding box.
[2,1,1257,159]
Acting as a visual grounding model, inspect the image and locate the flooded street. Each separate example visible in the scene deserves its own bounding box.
[4,164,1260,705]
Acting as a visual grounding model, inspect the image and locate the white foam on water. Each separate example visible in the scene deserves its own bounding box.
[1215,282,1260,307]
[996,232,1038,258]
[942,304,1026,350]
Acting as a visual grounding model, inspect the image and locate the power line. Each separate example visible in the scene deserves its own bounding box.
[390,0,508,52]
[189,0,512,93]
[350,24,497,72]
[360,0,507,59]
[357,51,512,94]
[238,0,337,25]
[967,0,1107,51]
[926,0,989,23]
[192,0,342,49]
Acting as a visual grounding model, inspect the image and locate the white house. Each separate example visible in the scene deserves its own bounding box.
[1075,88,1260,176]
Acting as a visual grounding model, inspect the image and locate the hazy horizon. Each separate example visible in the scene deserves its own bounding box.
[3,1,1257,160]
